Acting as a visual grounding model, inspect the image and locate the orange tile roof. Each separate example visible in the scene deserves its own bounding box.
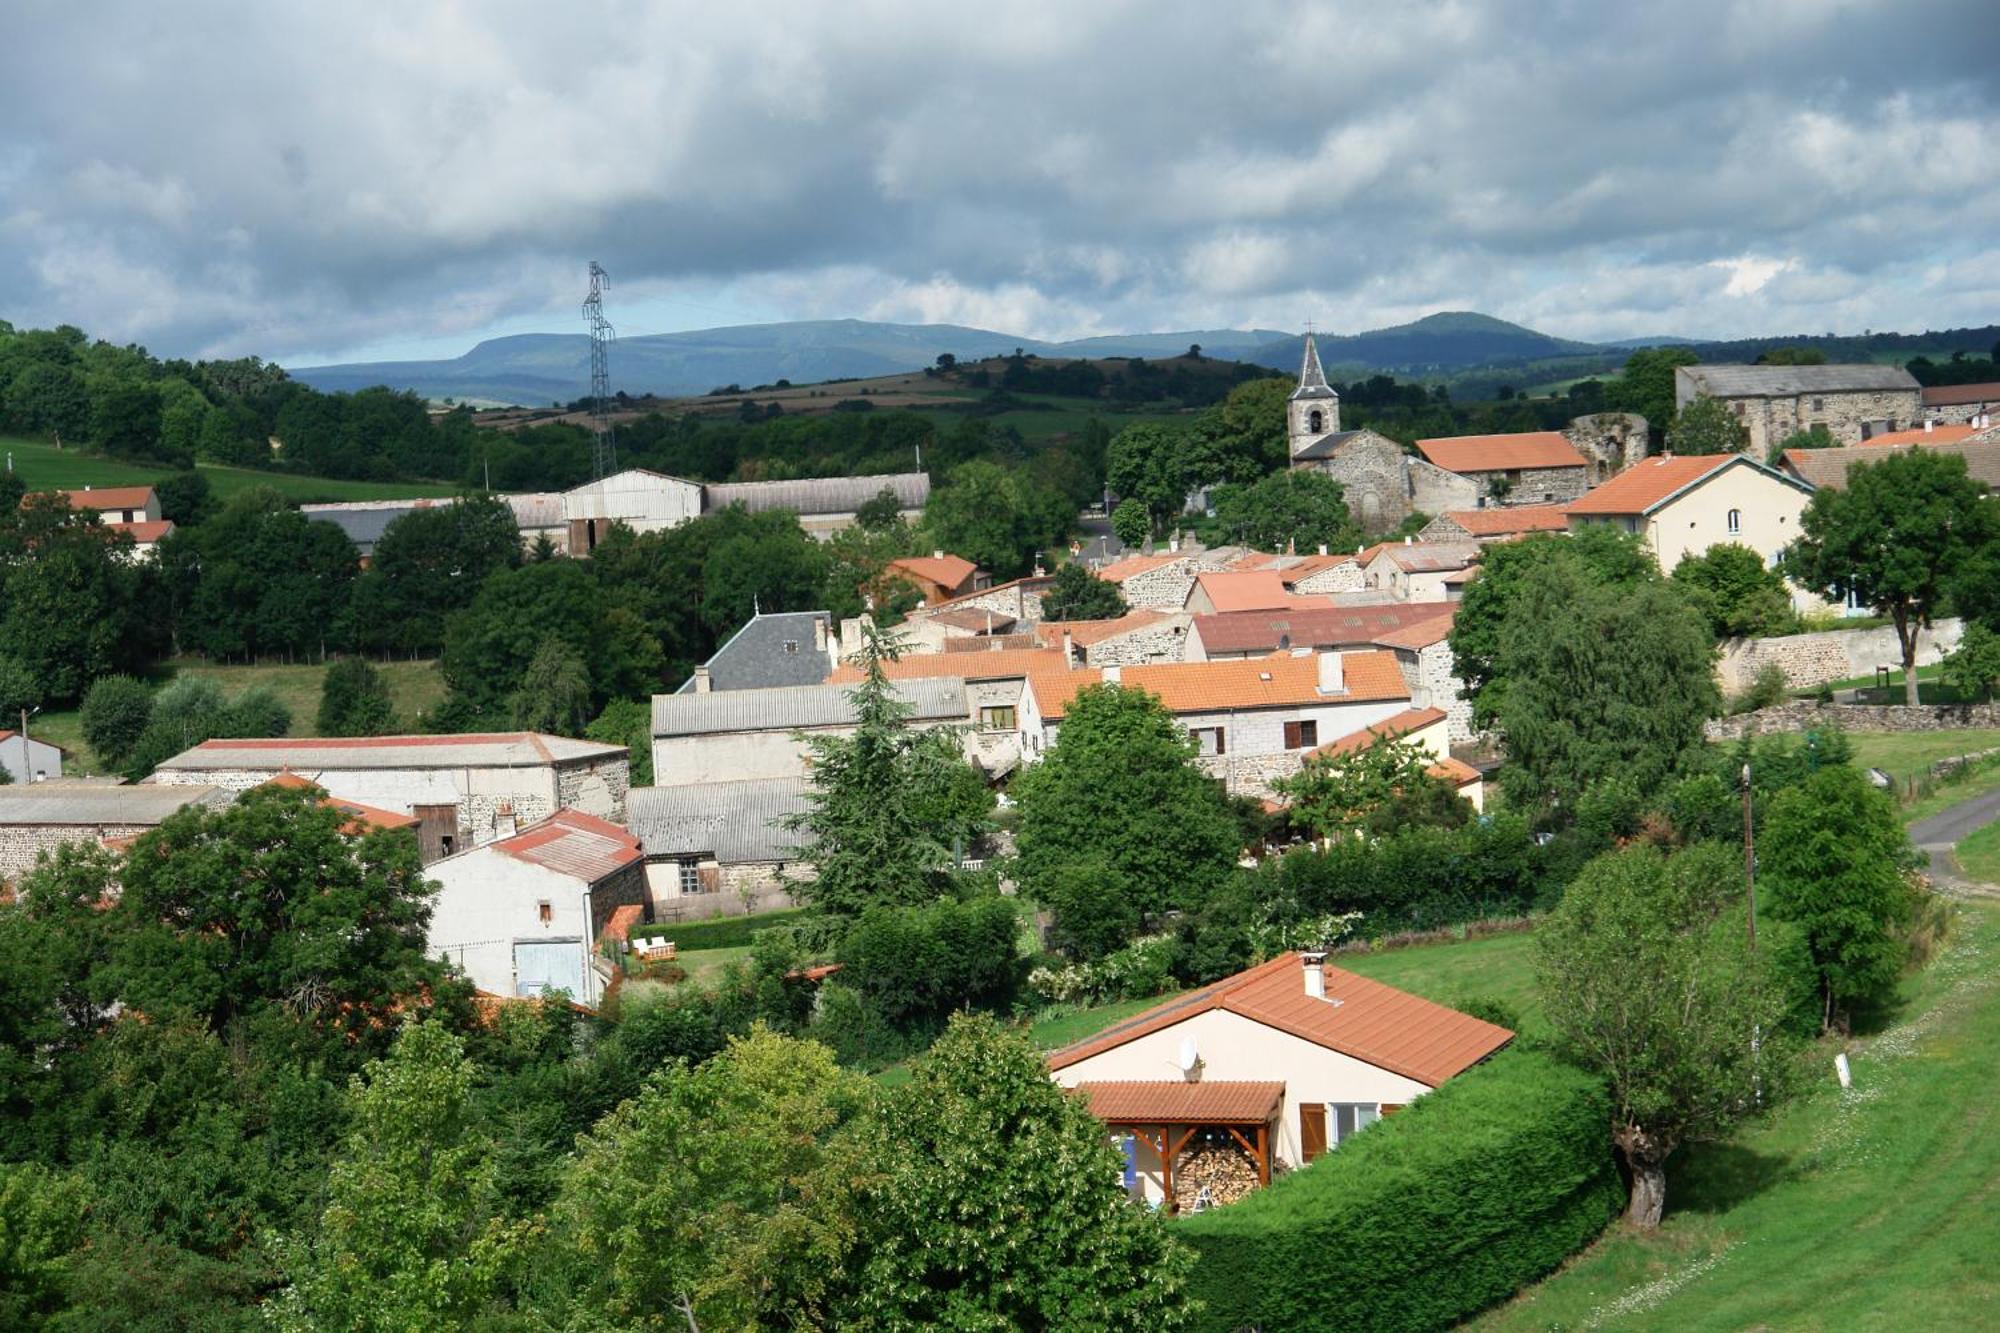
[1565,453,1747,516]
[1368,613,1456,650]
[1430,756,1484,787]
[888,554,980,590]
[1307,707,1448,761]
[1415,431,1587,473]
[1194,570,1320,612]
[1074,1080,1286,1125]
[919,572,1055,612]
[110,519,176,543]
[1856,424,1977,447]
[1097,551,1190,581]
[1192,604,1453,656]
[828,647,1064,684]
[493,808,641,882]
[941,631,1038,651]
[1048,951,1513,1087]
[264,772,419,833]
[1436,503,1571,537]
[1030,650,1409,721]
[49,485,156,512]
[1033,610,1170,648]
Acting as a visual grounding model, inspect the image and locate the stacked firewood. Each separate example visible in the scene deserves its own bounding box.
[1172,1142,1259,1212]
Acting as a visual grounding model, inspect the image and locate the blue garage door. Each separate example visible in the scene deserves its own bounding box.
[513,939,586,999]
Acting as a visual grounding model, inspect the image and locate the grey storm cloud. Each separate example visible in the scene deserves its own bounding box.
[1,0,1996,362]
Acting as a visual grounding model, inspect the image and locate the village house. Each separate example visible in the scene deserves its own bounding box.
[826,647,1066,775]
[0,730,64,785]
[1094,550,1227,610]
[0,782,232,882]
[1358,540,1482,602]
[1048,951,1512,1209]
[262,772,419,838]
[1780,438,2000,493]
[1674,363,1923,454]
[672,611,838,694]
[1921,381,2000,425]
[1031,610,1192,666]
[1183,569,1331,615]
[1415,503,1571,545]
[52,484,159,524]
[651,677,970,786]
[625,776,812,921]
[1566,454,1817,602]
[145,732,630,858]
[1413,432,1592,506]
[898,605,1020,652]
[1850,422,1996,449]
[901,572,1056,627]
[883,552,987,605]
[425,809,646,1006]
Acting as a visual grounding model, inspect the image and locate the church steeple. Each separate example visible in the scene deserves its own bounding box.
[1292,330,1334,400]
[1286,329,1339,460]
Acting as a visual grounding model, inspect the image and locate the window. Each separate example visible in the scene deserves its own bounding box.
[979,705,1018,730]
[1330,1103,1381,1144]
[1192,726,1226,757]
[1283,720,1319,749]
[679,860,708,895]
[1307,408,1323,434]
[1727,508,1741,534]
[1299,1103,1327,1163]
[439,834,455,857]
[783,639,799,654]
[1812,397,1826,412]
[1732,402,1746,416]
[537,900,552,924]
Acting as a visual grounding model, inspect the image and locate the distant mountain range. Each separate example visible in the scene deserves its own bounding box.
[286,311,1983,407]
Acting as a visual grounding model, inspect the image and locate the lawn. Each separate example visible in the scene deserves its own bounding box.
[1337,927,1543,1035]
[0,434,459,504]
[1957,821,2000,885]
[1474,898,2000,1330]
[1843,729,2000,825]
[37,657,447,773]
[674,945,752,987]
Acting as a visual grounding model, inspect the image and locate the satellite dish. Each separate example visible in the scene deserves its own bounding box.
[1178,1036,1199,1077]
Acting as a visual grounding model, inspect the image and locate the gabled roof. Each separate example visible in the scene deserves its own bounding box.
[1047,951,1514,1088]
[626,777,810,863]
[827,647,1064,685]
[1359,541,1482,573]
[1192,570,1311,612]
[0,783,231,826]
[1030,649,1409,721]
[154,733,626,771]
[1857,424,1977,447]
[887,554,979,591]
[265,772,418,833]
[1415,431,1586,473]
[1679,363,1919,397]
[490,808,641,883]
[1306,707,1448,761]
[653,677,966,737]
[49,485,155,512]
[1921,382,2000,407]
[1291,428,1390,461]
[1191,604,1453,656]
[925,607,1017,633]
[111,519,176,544]
[1780,439,2000,491]
[671,611,832,694]
[1565,453,1812,517]
[1434,503,1571,537]
[1075,1080,1286,1125]
[920,572,1057,613]
[0,729,68,754]
[1033,610,1173,648]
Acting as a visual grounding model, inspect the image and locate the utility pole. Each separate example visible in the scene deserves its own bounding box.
[582,261,617,479]
[1742,761,1756,950]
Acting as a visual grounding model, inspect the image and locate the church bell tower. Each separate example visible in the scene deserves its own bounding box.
[1287,330,1339,460]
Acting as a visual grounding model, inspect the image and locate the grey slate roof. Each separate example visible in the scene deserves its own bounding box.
[626,778,811,864]
[703,471,930,517]
[0,783,231,825]
[673,612,834,694]
[1781,440,2000,492]
[1678,364,1919,397]
[651,678,967,738]
[152,733,628,772]
[1291,429,1394,461]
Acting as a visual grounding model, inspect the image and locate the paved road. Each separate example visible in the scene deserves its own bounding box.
[1908,784,2000,890]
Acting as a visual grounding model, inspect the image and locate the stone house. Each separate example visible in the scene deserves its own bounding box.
[1184,570,1332,615]
[1416,503,1571,545]
[1096,551,1226,610]
[898,606,1020,651]
[1358,541,1482,602]
[1047,952,1512,1207]
[425,809,647,1006]
[1674,364,1922,454]
[1780,438,2000,493]
[1032,611,1193,666]
[625,777,812,922]
[1921,382,2000,426]
[0,782,232,882]
[673,611,837,695]
[651,677,970,787]
[908,573,1055,626]
[827,647,1066,775]
[146,733,629,860]
[1414,432,1592,505]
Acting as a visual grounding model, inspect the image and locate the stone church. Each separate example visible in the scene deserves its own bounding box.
[1285,333,1648,535]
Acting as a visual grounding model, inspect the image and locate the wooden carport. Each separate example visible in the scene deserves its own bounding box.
[1075,1080,1284,1213]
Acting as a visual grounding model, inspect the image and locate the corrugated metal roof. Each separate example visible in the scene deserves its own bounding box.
[626,778,811,863]
[493,809,641,882]
[1679,363,1919,397]
[0,783,231,825]
[1075,1080,1286,1124]
[703,471,929,517]
[651,677,966,737]
[1049,952,1514,1088]
[155,733,625,771]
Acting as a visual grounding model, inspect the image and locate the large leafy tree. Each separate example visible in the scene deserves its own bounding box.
[349,496,520,656]
[1040,560,1128,621]
[1013,682,1240,957]
[1493,555,1718,814]
[1605,345,1699,436]
[1784,451,1999,705]
[1671,542,1796,640]
[922,460,1073,581]
[1537,843,1791,1228]
[0,496,160,701]
[1192,376,1293,478]
[834,1015,1194,1329]
[1665,394,1750,455]
[1759,764,1914,1030]
[1208,468,1361,554]
[509,637,594,735]
[316,657,398,736]
[164,487,360,662]
[783,622,992,914]
[1106,423,1201,537]
[1275,737,1458,842]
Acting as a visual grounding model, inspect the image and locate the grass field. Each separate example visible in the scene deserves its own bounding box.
[1338,927,1543,1034]
[1846,729,2000,785]
[0,434,459,504]
[38,657,446,773]
[1476,899,2000,1330]
[1957,822,2000,884]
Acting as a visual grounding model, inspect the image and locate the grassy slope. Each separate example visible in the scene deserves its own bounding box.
[1843,730,2000,825]
[38,658,446,774]
[1957,822,2000,883]
[1337,929,1543,1035]
[0,434,458,503]
[1476,899,2000,1330]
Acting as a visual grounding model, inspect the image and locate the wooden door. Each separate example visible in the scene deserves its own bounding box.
[1299,1103,1327,1164]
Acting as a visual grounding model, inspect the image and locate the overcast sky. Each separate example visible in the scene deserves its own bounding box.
[3,1,1996,365]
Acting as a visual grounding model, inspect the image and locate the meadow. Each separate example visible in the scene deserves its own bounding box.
[0,434,459,504]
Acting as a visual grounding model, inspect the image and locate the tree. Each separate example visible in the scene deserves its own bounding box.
[833,1015,1193,1329]
[585,697,654,786]
[166,488,359,663]
[0,499,156,702]
[509,637,594,735]
[5,362,90,440]
[152,470,214,527]
[0,655,41,723]
[1770,422,1836,463]
[90,382,168,462]
[1760,765,1914,1030]
[1106,423,1198,535]
[921,461,1072,581]
[1275,737,1457,842]
[1040,560,1127,621]
[1493,556,1718,813]
[317,657,397,736]
[1666,395,1750,456]
[1605,346,1698,436]
[1013,683,1240,958]
[1194,376,1293,477]
[784,622,993,914]
[1756,346,1827,365]
[1536,843,1791,1227]
[1208,468,1360,554]
[1111,497,1151,549]
[350,496,520,656]
[80,674,154,768]
[1943,622,2000,701]
[855,485,905,532]
[1672,543,1796,639]
[1784,451,2000,705]
[270,1021,530,1331]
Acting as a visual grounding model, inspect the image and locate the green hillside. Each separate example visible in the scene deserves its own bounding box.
[0,434,458,503]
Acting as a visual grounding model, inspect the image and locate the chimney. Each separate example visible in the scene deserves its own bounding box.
[813,617,828,652]
[1168,536,1180,553]
[1404,535,1413,545]
[933,548,944,560]
[1317,651,1345,694]
[693,665,712,694]
[1302,951,1327,999]
[1062,630,1075,666]
[1925,419,1935,434]
[1102,665,1122,684]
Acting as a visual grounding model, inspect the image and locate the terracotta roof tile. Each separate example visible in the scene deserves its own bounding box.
[1075,1080,1286,1125]
[919,572,1056,612]
[1416,432,1586,473]
[888,554,980,590]
[1193,604,1454,655]
[1781,439,2000,490]
[941,631,1038,651]
[1430,756,1484,787]
[1856,424,1977,447]
[1306,707,1447,761]
[264,772,418,832]
[48,485,156,511]
[1565,454,1812,516]
[110,519,176,543]
[1033,610,1170,648]
[1194,570,1329,612]
[1097,552,1190,582]
[493,808,641,882]
[1435,503,1571,537]
[1030,650,1409,721]
[1048,951,1513,1088]
[924,607,1017,633]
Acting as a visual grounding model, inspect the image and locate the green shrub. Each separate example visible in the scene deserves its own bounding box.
[649,908,809,953]
[837,895,1022,1029]
[1265,815,1544,937]
[1177,1048,1620,1333]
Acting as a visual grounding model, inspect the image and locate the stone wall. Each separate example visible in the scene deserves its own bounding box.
[1291,562,1365,595]
[0,823,152,883]
[644,860,801,923]
[1716,618,1963,693]
[555,754,630,822]
[1406,457,1480,518]
[1113,557,1208,610]
[1306,432,1414,535]
[1563,413,1650,480]
[1737,388,1923,455]
[1406,641,1475,743]
[1085,616,1192,666]
[1705,700,2000,741]
[1480,465,1588,505]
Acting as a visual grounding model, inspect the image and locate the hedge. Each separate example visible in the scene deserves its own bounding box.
[1176,1048,1620,1333]
[1267,815,1550,938]
[651,908,810,954]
